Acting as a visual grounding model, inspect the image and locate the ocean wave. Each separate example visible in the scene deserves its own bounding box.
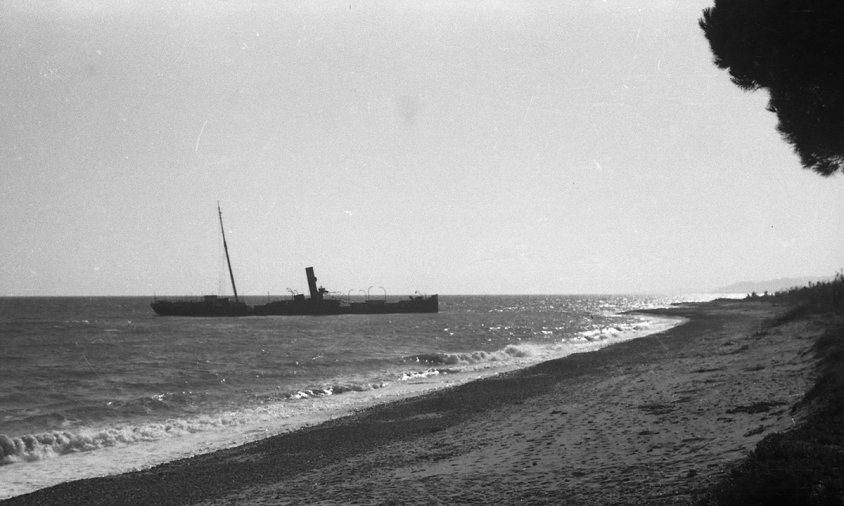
[0,404,289,466]
[403,345,535,368]
[574,321,648,341]
[104,391,204,415]
[287,382,385,400]
[0,376,402,466]
[0,426,163,465]
[397,368,451,381]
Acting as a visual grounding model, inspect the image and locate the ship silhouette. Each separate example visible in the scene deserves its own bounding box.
[150,204,437,317]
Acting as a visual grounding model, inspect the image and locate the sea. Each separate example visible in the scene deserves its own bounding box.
[0,294,720,499]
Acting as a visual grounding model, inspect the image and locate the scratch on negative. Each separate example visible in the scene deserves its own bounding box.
[195,120,208,153]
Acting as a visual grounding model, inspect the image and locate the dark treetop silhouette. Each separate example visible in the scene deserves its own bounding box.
[700,0,844,176]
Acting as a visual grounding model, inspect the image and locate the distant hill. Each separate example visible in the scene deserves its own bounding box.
[714,276,832,294]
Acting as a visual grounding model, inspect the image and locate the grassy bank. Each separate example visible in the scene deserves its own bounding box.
[700,276,844,505]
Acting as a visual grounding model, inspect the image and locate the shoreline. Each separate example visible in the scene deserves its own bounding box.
[3,299,829,505]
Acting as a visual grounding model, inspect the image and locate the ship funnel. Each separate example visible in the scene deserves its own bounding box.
[305,267,321,301]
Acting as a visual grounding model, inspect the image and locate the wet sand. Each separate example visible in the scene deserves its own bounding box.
[3,300,827,505]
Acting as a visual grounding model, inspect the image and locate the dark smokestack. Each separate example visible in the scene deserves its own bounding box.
[305,267,321,301]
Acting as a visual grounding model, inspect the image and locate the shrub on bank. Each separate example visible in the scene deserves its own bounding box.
[746,272,844,315]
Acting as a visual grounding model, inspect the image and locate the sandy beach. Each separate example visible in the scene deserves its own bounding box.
[3,300,832,505]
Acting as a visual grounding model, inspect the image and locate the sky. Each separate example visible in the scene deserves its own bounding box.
[1,0,842,296]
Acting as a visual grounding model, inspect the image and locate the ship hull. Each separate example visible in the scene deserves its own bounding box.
[152,295,438,317]
[152,262,438,317]
[150,297,252,317]
[251,295,438,316]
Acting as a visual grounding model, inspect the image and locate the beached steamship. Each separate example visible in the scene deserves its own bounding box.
[150,205,437,317]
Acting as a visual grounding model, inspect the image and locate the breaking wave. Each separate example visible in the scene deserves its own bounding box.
[0,419,216,465]
[287,382,386,400]
[403,345,535,368]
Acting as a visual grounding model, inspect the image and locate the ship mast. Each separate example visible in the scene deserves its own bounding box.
[217,202,239,302]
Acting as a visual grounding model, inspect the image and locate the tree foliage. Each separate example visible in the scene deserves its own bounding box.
[700,0,844,176]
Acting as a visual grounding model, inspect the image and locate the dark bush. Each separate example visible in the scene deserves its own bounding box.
[748,272,844,315]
